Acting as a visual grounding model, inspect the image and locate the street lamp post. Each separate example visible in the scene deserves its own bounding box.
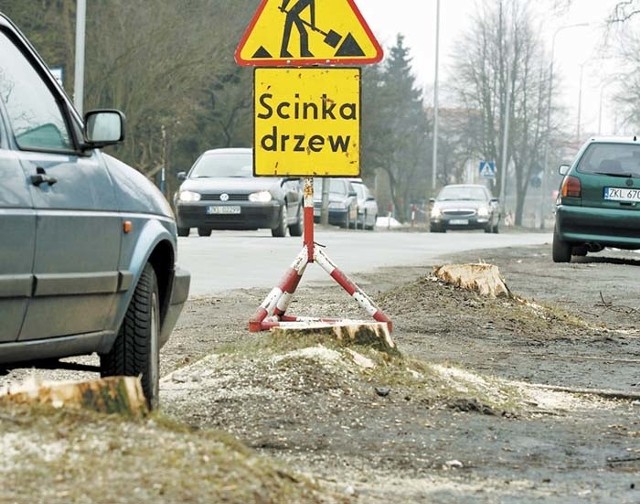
[74,0,86,114]
[431,0,440,194]
[499,66,511,206]
[540,22,589,230]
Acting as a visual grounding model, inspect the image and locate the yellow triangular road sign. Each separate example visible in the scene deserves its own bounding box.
[235,0,383,66]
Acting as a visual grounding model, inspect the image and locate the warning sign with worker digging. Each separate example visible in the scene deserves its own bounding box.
[235,0,383,66]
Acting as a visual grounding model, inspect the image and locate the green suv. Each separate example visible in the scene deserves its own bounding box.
[553,137,640,263]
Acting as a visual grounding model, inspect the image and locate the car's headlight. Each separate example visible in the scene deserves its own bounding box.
[249,190,272,203]
[477,206,490,217]
[177,190,201,203]
[430,205,442,218]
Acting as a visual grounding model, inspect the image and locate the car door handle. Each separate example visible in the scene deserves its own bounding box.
[31,167,57,187]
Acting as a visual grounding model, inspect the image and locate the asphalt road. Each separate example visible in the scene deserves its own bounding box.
[177,226,553,297]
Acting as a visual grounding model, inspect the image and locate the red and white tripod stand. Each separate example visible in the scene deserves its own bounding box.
[249,177,393,332]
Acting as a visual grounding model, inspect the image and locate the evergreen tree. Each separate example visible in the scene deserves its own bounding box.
[363,35,429,222]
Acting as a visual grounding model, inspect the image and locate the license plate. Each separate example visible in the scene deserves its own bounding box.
[603,187,640,203]
[450,219,469,225]
[206,205,241,215]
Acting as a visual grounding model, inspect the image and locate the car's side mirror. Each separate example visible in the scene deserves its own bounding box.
[84,109,125,147]
[429,197,435,203]
[559,164,570,176]
[177,172,187,181]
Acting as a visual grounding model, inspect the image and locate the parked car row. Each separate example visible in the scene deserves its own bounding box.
[174,162,381,235]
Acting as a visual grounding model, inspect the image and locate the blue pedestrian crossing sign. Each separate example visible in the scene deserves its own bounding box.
[479,160,496,178]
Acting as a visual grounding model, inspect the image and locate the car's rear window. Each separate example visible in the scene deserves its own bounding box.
[577,143,640,175]
[190,152,253,178]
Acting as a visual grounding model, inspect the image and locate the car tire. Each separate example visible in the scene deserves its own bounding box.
[271,205,288,237]
[197,228,212,237]
[177,227,190,237]
[492,223,500,234]
[366,215,377,231]
[100,263,160,410]
[552,227,572,263]
[288,204,303,237]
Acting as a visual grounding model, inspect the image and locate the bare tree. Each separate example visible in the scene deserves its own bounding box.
[84,0,255,176]
[609,1,640,22]
[450,0,550,225]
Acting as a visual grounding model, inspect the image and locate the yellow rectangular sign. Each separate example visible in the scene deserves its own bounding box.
[253,67,360,177]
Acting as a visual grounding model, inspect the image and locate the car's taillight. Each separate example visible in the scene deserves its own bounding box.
[561,176,581,198]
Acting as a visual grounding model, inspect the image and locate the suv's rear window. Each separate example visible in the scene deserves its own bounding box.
[577,143,640,176]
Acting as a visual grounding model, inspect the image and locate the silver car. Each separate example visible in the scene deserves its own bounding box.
[429,184,500,233]
[313,178,358,229]
[0,12,190,409]
[174,148,303,238]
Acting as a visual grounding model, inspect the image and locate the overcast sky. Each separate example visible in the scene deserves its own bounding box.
[357,0,628,139]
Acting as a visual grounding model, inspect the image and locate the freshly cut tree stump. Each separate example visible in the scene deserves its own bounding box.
[432,263,512,298]
[272,321,397,354]
[0,375,148,417]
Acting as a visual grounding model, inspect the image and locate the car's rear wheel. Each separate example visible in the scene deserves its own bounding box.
[271,205,288,237]
[197,228,212,237]
[177,227,189,237]
[100,263,160,410]
[552,227,572,263]
[288,204,303,237]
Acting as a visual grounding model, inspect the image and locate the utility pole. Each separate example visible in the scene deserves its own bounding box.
[74,0,86,115]
[500,67,511,207]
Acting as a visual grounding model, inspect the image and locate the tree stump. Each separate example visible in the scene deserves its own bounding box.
[432,263,512,298]
[271,321,398,355]
[0,375,148,417]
